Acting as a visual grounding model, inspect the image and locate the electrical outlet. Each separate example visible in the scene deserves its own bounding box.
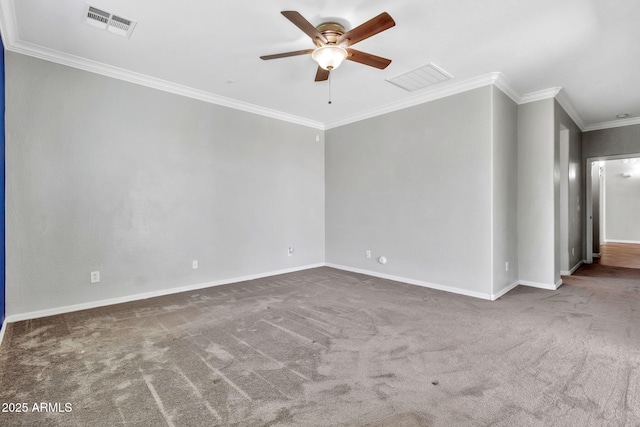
[90,271,100,284]
[505,261,509,272]
[366,250,372,259]
[572,248,575,256]
[192,260,198,269]
[288,247,294,257]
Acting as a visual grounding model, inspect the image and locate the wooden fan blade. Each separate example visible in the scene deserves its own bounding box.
[260,49,314,60]
[337,12,395,46]
[315,66,330,82]
[346,49,392,69]
[281,11,328,45]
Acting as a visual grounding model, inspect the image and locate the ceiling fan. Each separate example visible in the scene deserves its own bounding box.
[260,11,395,82]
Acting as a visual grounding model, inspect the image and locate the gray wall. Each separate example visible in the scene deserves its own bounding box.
[5,49,597,315]
[517,99,582,286]
[326,87,493,296]
[603,159,640,242]
[6,53,325,316]
[491,86,519,294]
[517,99,556,286]
[555,100,583,272]
[583,124,640,160]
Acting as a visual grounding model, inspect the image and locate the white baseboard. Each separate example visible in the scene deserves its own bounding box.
[0,262,575,349]
[520,280,562,291]
[491,281,520,301]
[0,319,7,350]
[325,263,492,300]
[3,263,325,325]
[561,260,584,276]
[604,239,640,245]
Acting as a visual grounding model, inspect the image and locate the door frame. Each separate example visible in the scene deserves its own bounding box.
[585,152,640,263]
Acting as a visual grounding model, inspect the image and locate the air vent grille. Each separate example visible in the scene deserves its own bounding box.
[112,16,131,26]
[87,6,109,25]
[83,4,137,38]
[386,63,453,92]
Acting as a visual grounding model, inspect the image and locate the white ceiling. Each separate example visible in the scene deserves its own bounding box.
[1,0,639,130]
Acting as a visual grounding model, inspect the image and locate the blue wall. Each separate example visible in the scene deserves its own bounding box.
[1,34,5,325]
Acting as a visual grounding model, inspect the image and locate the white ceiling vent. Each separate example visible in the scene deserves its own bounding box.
[83,4,137,38]
[386,63,453,92]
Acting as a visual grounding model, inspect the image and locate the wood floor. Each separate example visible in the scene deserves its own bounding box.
[596,242,640,269]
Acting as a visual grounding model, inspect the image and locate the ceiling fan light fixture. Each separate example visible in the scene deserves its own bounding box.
[260,11,395,82]
[312,45,348,71]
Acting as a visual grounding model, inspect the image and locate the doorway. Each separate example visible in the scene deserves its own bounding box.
[586,154,640,267]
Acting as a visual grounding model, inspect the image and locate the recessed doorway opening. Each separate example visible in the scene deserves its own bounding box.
[586,153,640,268]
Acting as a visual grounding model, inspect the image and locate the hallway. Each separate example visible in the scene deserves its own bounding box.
[596,242,640,269]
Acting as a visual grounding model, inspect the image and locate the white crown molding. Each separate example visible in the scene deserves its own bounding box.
[2,37,325,130]
[520,87,562,104]
[0,9,517,132]
[555,88,586,131]
[507,85,588,132]
[584,117,640,132]
[0,0,17,45]
[325,74,589,131]
[492,73,522,104]
[325,72,502,130]
[8,0,632,134]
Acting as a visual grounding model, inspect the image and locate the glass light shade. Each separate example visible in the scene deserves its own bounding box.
[312,46,348,71]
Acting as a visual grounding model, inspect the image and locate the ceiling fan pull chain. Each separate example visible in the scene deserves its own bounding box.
[328,72,332,105]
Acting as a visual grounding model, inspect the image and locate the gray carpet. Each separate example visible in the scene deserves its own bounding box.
[0,266,639,426]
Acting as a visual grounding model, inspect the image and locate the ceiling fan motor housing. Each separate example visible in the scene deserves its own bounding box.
[259,11,395,81]
[314,22,346,46]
